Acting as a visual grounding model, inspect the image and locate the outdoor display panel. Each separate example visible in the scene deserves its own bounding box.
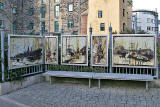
[61,35,88,66]
[45,36,58,64]
[8,35,43,69]
[112,35,156,68]
[91,35,108,66]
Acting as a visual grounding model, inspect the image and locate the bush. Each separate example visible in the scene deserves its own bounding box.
[157,43,160,65]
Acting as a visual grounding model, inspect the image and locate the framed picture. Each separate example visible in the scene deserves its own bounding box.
[61,35,88,66]
[45,36,58,64]
[8,35,43,69]
[91,35,108,66]
[112,34,156,68]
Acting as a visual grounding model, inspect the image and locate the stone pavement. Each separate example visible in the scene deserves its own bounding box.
[0,82,160,107]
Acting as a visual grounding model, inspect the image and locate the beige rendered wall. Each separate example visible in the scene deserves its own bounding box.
[87,0,120,37]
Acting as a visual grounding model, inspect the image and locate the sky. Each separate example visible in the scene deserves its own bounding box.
[133,0,160,18]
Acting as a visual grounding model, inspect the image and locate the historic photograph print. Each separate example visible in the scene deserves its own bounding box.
[61,35,88,65]
[9,36,43,69]
[113,35,156,68]
[45,37,58,64]
[91,35,108,66]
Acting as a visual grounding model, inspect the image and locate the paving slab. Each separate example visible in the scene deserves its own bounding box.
[0,82,160,107]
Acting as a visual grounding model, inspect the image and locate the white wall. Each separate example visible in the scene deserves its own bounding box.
[132,11,156,34]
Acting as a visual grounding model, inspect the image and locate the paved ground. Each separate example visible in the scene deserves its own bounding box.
[0,82,160,107]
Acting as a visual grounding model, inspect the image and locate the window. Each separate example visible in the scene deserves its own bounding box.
[68,4,73,12]
[13,21,17,31]
[54,5,59,18]
[54,0,59,3]
[73,31,78,35]
[137,26,141,31]
[132,16,136,22]
[0,2,4,10]
[100,23,105,31]
[13,7,17,14]
[81,0,86,3]
[123,23,125,32]
[98,11,102,18]
[147,18,150,23]
[41,22,45,32]
[54,21,59,32]
[68,20,74,28]
[123,9,125,17]
[28,23,34,30]
[42,0,45,4]
[0,20,3,28]
[29,8,34,16]
[41,7,46,18]
[151,19,155,23]
[147,26,151,31]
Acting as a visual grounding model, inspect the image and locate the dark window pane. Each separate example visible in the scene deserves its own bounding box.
[100,23,105,31]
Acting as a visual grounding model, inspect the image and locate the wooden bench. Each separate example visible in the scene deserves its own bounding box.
[43,71,154,90]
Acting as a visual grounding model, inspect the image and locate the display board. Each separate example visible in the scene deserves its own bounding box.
[112,35,156,68]
[91,35,108,66]
[45,36,58,64]
[8,35,43,69]
[61,35,88,66]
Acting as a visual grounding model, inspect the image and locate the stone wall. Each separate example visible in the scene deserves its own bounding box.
[60,0,88,34]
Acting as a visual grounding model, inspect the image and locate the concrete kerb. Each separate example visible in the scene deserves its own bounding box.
[0,74,44,95]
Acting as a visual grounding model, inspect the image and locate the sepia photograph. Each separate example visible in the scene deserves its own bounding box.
[9,35,43,69]
[61,35,88,65]
[45,36,58,64]
[113,35,156,68]
[91,35,108,66]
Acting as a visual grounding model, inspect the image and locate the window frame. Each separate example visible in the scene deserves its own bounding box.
[28,23,34,30]
[29,8,34,16]
[54,21,59,32]
[41,7,46,18]
[68,3,74,12]
[98,10,102,18]
[0,2,4,10]
[54,5,60,18]
[68,20,74,28]
[100,23,105,31]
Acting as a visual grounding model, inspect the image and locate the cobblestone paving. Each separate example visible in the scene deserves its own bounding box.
[1,82,160,107]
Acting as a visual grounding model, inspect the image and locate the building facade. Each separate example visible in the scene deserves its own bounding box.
[0,0,41,34]
[87,0,132,36]
[132,10,158,34]
[0,0,132,36]
[0,0,17,33]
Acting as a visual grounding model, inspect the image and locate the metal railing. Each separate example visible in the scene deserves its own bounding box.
[0,27,159,83]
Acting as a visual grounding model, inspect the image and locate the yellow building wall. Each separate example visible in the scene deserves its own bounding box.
[87,0,120,36]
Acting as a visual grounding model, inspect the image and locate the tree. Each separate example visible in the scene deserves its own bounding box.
[120,29,135,34]
[0,0,41,34]
[0,0,17,33]
[137,30,148,34]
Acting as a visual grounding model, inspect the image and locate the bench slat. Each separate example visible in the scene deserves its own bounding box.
[43,71,154,81]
